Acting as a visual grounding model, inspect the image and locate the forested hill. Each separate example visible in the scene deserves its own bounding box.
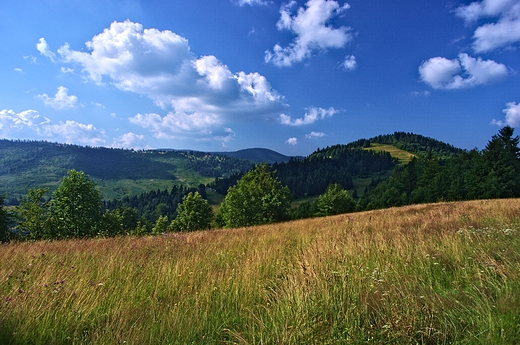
[211,132,465,199]
[212,145,397,198]
[0,139,255,203]
[214,148,293,164]
[346,132,464,159]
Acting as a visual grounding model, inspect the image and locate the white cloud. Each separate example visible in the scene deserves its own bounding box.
[341,55,357,71]
[265,0,354,67]
[36,38,56,61]
[305,131,326,138]
[286,137,298,145]
[129,112,219,140]
[419,53,508,89]
[0,109,105,146]
[40,120,106,146]
[37,86,79,110]
[14,68,23,73]
[48,20,287,139]
[234,0,270,6]
[111,132,148,149]
[411,90,431,96]
[492,101,520,127]
[280,106,338,126]
[455,0,520,52]
[92,102,105,109]
[0,109,47,132]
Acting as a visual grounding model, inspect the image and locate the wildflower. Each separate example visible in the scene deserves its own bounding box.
[5,297,12,302]
[18,289,24,293]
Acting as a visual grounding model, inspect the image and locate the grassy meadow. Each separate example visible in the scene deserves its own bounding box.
[1,199,520,344]
[364,143,416,165]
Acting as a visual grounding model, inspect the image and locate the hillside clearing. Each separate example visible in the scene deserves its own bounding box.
[1,199,520,344]
[364,143,416,165]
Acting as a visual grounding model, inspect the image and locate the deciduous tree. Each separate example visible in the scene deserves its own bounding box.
[313,183,356,216]
[16,188,50,240]
[170,192,213,231]
[219,163,292,228]
[51,169,102,238]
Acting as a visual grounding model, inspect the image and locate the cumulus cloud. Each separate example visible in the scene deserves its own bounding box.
[40,120,106,146]
[491,102,520,127]
[0,109,105,145]
[280,107,338,126]
[37,86,79,110]
[112,132,148,149]
[0,109,47,132]
[265,0,354,67]
[419,53,508,89]
[455,0,520,52]
[286,137,298,145]
[129,112,219,140]
[341,55,357,71]
[46,20,287,139]
[36,38,56,61]
[305,131,326,138]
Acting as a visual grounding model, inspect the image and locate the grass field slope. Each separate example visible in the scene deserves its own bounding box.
[1,199,519,344]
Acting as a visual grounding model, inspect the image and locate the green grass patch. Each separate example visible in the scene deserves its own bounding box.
[364,143,416,165]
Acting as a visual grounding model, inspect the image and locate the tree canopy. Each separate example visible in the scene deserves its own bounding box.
[50,169,103,238]
[314,184,356,216]
[218,164,293,228]
[170,191,213,231]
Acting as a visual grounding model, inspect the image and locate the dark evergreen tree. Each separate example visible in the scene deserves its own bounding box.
[0,196,10,243]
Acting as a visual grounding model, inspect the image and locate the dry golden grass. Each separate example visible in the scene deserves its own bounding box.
[1,199,520,344]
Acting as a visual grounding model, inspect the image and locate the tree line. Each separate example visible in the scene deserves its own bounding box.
[1,126,519,242]
[358,126,520,209]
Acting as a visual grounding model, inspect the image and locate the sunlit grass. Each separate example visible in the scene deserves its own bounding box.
[1,199,520,344]
[364,143,416,165]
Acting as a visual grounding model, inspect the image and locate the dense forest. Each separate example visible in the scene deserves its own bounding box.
[346,132,464,159]
[359,127,520,209]
[103,185,204,223]
[272,148,394,197]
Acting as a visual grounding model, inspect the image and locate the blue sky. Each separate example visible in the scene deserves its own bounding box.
[1,0,519,156]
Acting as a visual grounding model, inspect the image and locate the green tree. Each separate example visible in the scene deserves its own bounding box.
[16,188,50,240]
[51,169,103,238]
[170,192,213,231]
[482,126,520,198]
[0,196,10,243]
[219,163,292,228]
[313,183,356,216]
[152,215,169,234]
